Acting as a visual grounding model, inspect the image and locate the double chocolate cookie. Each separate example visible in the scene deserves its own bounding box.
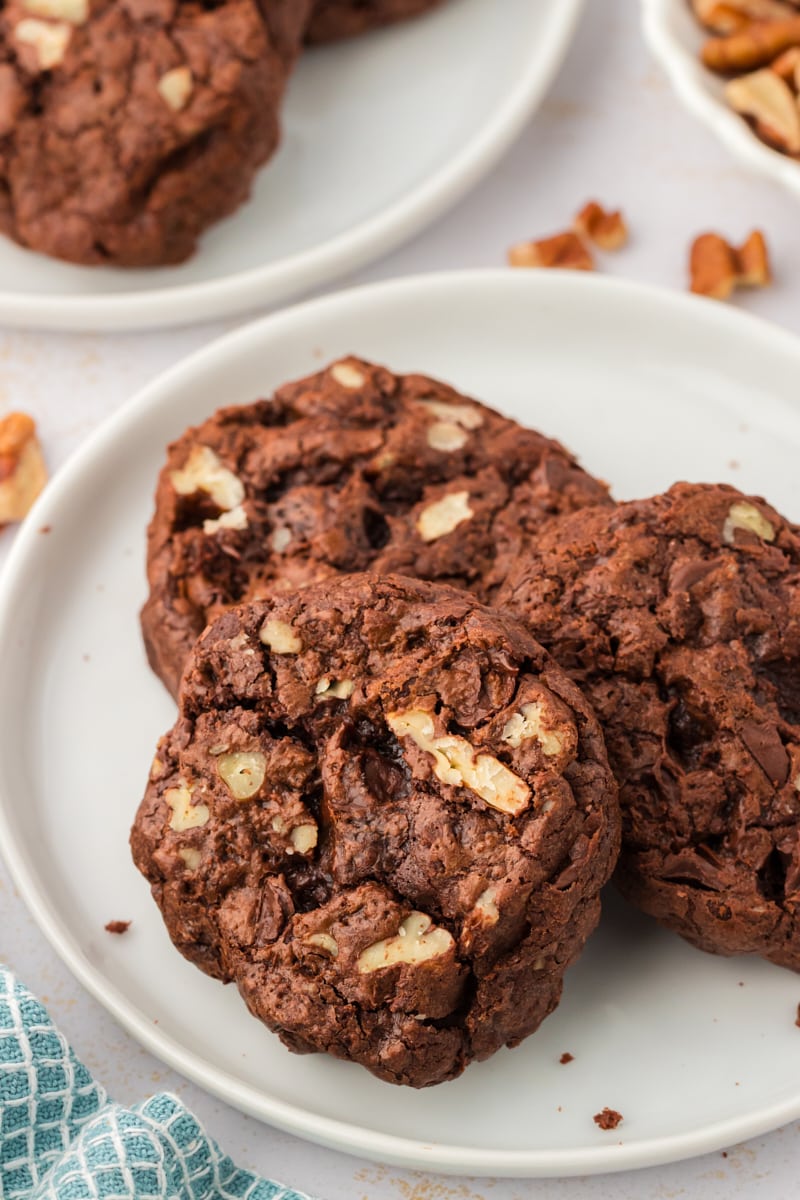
[0,0,310,265]
[499,483,800,970]
[131,574,620,1086]
[142,357,611,697]
[306,0,444,43]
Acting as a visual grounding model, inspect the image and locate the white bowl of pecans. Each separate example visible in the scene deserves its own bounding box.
[643,0,800,196]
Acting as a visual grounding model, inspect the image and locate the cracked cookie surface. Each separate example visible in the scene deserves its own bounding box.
[0,0,310,265]
[141,356,611,697]
[305,0,444,43]
[499,482,800,970]
[131,574,620,1086]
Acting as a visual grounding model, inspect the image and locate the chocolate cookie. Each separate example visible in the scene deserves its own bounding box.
[0,0,310,266]
[141,357,611,697]
[305,0,443,43]
[499,482,800,970]
[131,574,620,1086]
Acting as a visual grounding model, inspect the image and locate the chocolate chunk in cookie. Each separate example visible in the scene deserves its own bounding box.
[131,574,620,1086]
[141,356,611,696]
[306,0,443,43]
[499,482,800,970]
[0,0,310,265]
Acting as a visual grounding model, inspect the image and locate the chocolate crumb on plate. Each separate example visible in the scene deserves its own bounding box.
[105,920,131,935]
[594,1107,623,1131]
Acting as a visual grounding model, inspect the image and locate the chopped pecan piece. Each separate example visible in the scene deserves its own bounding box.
[702,18,800,73]
[508,231,594,271]
[725,67,800,151]
[689,230,772,299]
[573,201,628,250]
[0,412,48,526]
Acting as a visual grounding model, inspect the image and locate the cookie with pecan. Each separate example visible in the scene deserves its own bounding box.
[0,0,310,264]
[131,574,620,1086]
[499,483,800,970]
[141,356,611,696]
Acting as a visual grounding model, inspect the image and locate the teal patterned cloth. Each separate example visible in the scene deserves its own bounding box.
[0,965,311,1200]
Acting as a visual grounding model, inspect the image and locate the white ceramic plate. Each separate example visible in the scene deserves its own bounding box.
[3,271,800,1178]
[0,0,583,333]
[643,0,800,197]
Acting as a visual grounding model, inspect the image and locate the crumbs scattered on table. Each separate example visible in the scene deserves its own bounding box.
[105,920,131,935]
[560,1052,575,1064]
[593,1108,623,1131]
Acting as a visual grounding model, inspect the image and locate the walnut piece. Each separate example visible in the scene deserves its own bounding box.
[217,751,267,800]
[158,66,193,113]
[14,18,71,69]
[722,500,776,543]
[573,201,629,250]
[0,412,48,525]
[330,361,366,389]
[357,912,454,973]
[387,709,531,816]
[170,445,244,512]
[416,491,473,542]
[260,617,302,654]
[165,783,210,832]
[501,701,565,755]
[509,231,594,272]
[689,230,772,299]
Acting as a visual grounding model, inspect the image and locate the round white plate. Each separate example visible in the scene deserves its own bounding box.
[3,271,800,1177]
[643,0,800,197]
[0,0,583,333]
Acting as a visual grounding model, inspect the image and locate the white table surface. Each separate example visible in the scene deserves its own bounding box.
[3,1,800,1196]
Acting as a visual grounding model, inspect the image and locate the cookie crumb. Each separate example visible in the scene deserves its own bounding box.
[593,1107,623,1131]
[722,1151,728,1158]
[39,524,51,534]
[560,1052,574,1064]
[105,920,131,935]
[795,1003,800,1028]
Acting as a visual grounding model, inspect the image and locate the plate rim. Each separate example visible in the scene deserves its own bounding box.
[641,0,800,197]
[0,0,584,334]
[4,270,800,1176]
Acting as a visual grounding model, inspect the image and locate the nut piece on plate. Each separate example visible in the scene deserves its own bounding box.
[702,17,800,73]
[573,202,629,251]
[508,231,594,271]
[725,68,800,152]
[689,229,771,299]
[691,0,800,34]
[0,412,48,526]
[131,574,620,1087]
